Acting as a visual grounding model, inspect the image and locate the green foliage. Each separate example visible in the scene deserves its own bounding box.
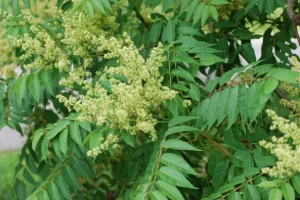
[1,0,300,199]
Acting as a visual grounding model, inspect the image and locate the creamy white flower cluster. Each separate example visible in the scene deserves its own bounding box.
[259,109,300,178]
[87,134,119,157]
[291,56,300,73]
[6,3,175,156]
[58,35,176,156]
[9,7,117,72]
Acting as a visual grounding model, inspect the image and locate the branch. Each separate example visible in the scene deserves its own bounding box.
[287,0,300,45]
[275,88,290,101]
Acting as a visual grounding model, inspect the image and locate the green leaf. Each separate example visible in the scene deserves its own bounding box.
[41,138,49,160]
[228,192,242,200]
[55,175,72,200]
[189,84,201,102]
[201,4,209,26]
[179,0,191,15]
[193,2,205,25]
[38,190,50,200]
[209,6,218,21]
[70,157,93,178]
[83,1,94,18]
[172,84,189,92]
[216,87,230,125]
[217,183,235,194]
[47,181,61,200]
[24,168,35,185]
[155,180,184,200]
[22,0,31,8]
[168,116,198,127]
[276,0,285,7]
[176,26,202,36]
[70,0,84,15]
[186,0,198,20]
[12,0,20,15]
[150,21,163,43]
[150,190,168,200]
[166,19,175,43]
[157,166,197,189]
[53,138,62,159]
[263,78,278,94]
[26,156,37,174]
[163,139,201,151]
[161,153,198,175]
[207,92,220,129]
[63,164,80,189]
[91,0,105,14]
[206,77,220,92]
[172,68,195,82]
[238,85,248,125]
[208,192,222,200]
[196,53,224,66]
[166,99,178,117]
[46,120,71,140]
[85,128,104,148]
[247,83,264,122]
[257,181,278,188]
[269,188,282,200]
[227,86,239,128]
[165,126,199,136]
[162,0,173,12]
[267,68,300,84]
[229,175,246,185]
[10,76,26,105]
[101,0,111,11]
[291,173,300,194]
[121,129,135,147]
[32,128,44,151]
[171,55,199,65]
[242,167,261,177]
[213,160,229,190]
[78,121,91,132]
[255,156,275,168]
[281,183,295,200]
[242,184,261,200]
[130,134,164,198]
[245,0,256,13]
[242,152,254,169]
[69,121,83,146]
[40,69,53,95]
[210,0,230,5]
[59,129,68,155]
[27,73,41,103]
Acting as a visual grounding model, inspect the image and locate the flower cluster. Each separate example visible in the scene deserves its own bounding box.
[216,0,248,20]
[0,27,17,78]
[58,36,176,157]
[87,134,119,157]
[278,56,300,125]
[259,109,300,178]
[291,56,300,73]
[8,5,118,72]
[5,3,175,157]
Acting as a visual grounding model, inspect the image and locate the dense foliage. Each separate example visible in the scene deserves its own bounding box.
[1,0,300,199]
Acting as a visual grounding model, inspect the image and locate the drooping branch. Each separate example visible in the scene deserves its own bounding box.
[287,0,300,45]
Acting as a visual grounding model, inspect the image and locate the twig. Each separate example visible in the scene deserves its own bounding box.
[287,0,300,45]
[188,132,231,158]
[200,133,231,158]
[275,88,290,101]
